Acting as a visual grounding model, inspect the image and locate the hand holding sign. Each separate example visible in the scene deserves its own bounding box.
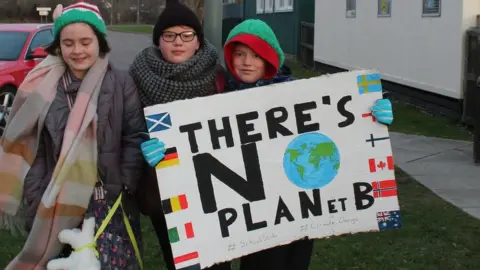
[371,99,393,125]
[141,138,166,167]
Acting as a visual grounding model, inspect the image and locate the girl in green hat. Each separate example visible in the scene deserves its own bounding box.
[0,2,145,269]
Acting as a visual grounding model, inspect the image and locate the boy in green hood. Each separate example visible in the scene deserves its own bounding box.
[221,19,394,270]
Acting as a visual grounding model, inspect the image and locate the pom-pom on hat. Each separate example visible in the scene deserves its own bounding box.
[152,0,203,46]
[224,19,284,81]
[53,1,107,38]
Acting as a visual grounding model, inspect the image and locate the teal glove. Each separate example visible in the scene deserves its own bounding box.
[141,138,166,167]
[371,98,393,125]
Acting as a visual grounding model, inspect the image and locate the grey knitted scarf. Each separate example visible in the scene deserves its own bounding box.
[129,41,219,107]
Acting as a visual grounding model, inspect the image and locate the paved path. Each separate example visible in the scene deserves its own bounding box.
[108,31,151,70]
[391,132,480,219]
[108,31,480,220]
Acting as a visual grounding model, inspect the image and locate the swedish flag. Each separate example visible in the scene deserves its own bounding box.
[357,73,382,94]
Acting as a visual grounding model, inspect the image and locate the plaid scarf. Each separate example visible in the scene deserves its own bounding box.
[0,54,108,268]
[129,40,219,107]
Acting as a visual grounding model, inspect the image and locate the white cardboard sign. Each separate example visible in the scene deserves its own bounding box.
[144,69,402,269]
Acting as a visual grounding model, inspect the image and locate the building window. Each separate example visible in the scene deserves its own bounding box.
[422,0,441,17]
[346,0,356,18]
[256,0,264,14]
[378,0,391,17]
[265,0,274,13]
[274,0,293,12]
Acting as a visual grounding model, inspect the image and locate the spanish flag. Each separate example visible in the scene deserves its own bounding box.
[156,147,180,169]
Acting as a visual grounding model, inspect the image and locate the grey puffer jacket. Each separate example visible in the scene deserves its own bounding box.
[23,66,147,230]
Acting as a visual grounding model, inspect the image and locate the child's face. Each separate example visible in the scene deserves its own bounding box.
[232,43,266,83]
[159,25,200,64]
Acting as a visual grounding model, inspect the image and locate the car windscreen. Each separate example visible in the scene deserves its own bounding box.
[0,31,29,61]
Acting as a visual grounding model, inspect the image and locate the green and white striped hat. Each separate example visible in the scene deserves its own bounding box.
[53,1,107,38]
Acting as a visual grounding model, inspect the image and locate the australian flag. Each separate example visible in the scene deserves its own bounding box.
[376,210,402,231]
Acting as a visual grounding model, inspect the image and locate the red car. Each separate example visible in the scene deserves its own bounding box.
[0,23,53,134]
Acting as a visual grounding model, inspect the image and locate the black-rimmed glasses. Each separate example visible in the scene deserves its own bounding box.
[161,31,197,42]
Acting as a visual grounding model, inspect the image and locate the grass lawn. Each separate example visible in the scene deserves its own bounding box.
[389,101,472,141]
[310,168,480,269]
[2,168,479,269]
[285,59,323,79]
[109,25,153,34]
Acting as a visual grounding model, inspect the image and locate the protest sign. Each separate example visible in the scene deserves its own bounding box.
[144,69,402,269]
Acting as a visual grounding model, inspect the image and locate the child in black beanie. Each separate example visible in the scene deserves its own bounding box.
[130,1,229,270]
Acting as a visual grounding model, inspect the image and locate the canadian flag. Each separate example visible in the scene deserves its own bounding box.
[368,156,394,172]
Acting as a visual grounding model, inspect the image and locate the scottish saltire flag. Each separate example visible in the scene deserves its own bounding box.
[377,210,402,231]
[145,112,172,133]
[357,73,382,94]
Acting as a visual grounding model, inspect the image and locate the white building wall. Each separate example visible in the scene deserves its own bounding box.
[314,0,476,99]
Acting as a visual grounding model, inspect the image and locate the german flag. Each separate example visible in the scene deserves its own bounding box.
[163,194,189,214]
[156,147,180,169]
